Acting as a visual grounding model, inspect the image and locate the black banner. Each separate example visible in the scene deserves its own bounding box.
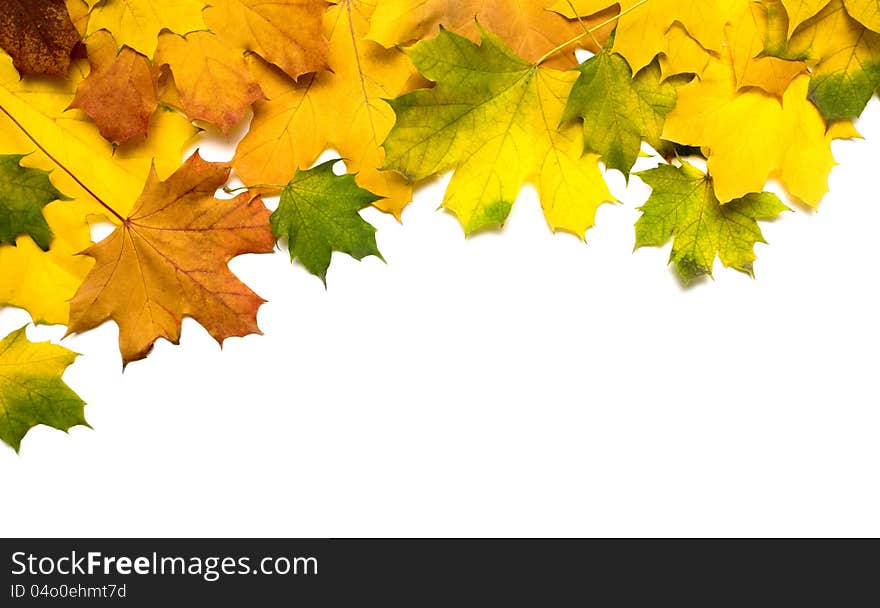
[0,539,876,605]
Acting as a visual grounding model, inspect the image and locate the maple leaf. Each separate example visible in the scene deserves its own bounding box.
[70,30,157,145]
[780,0,827,35]
[0,0,81,77]
[67,152,275,365]
[155,31,264,136]
[552,0,730,74]
[768,0,880,121]
[0,52,196,324]
[7,0,880,459]
[0,326,88,453]
[273,161,382,283]
[658,23,713,80]
[0,201,93,324]
[844,0,880,32]
[204,0,329,81]
[65,0,89,36]
[635,161,790,283]
[623,1,804,96]
[562,52,676,176]
[0,54,195,218]
[727,0,806,97]
[234,0,414,218]
[0,154,69,250]
[662,55,841,207]
[383,29,612,237]
[367,0,619,69]
[86,0,206,58]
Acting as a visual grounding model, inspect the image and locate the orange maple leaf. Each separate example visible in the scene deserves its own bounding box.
[67,152,275,365]
[70,31,158,145]
[155,31,265,136]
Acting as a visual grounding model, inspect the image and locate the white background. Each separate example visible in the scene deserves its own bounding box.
[1,96,878,538]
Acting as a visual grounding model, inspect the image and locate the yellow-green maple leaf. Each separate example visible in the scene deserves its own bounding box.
[383,29,612,237]
[0,326,87,453]
[769,0,880,120]
[636,161,789,282]
[562,53,676,176]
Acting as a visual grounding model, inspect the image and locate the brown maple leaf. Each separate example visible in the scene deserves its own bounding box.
[67,152,275,365]
[70,31,158,145]
[0,0,81,76]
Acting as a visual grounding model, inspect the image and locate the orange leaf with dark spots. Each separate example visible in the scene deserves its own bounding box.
[67,152,275,366]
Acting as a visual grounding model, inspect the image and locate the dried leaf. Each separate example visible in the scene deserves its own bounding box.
[68,153,275,365]
[0,0,80,77]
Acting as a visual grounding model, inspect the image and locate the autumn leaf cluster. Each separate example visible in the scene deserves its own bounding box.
[0,0,874,450]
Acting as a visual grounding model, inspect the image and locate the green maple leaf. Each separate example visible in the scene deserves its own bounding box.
[0,327,88,452]
[635,161,790,283]
[0,154,69,251]
[563,52,676,176]
[272,161,383,283]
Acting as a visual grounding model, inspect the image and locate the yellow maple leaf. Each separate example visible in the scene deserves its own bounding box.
[234,0,415,217]
[383,29,612,237]
[580,0,803,93]
[553,0,730,73]
[781,0,828,34]
[845,0,880,32]
[368,0,619,69]
[86,0,206,57]
[662,55,839,207]
[204,0,329,81]
[727,0,806,96]
[0,53,196,324]
[66,0,90,36]
[658,24,712,80]
[0,204,92,325]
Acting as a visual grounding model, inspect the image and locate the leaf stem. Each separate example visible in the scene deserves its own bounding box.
[0,102,127,224]
[535,0,652,67]
[566,0,602,49]
[223,183,287,194]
